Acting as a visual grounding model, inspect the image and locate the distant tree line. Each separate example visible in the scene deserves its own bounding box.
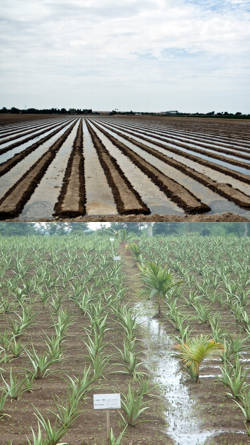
[109,110,250,119]
[1,107,249,118]
[0,107,97,115]
[0,222,249,237]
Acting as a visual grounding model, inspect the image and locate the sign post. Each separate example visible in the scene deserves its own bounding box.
[93,393,121,443]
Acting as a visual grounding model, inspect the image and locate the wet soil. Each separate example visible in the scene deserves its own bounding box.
[54,119,86,217]
[0,247,170,444]
[0,114,250,221]
[0,122,77,218]
[120,247,250,444]
[90,121,210,214]
[86,121,150,215]
[92,121,250,211]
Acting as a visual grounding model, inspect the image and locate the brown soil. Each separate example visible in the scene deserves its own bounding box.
[54,119,86,217]
[0,119,74,156]
[112,121,250,156]
[0,121,77,218]
[100,120,250,170]
[90,121,210,214]
[0,114,250,221]
[0,248,171,444]
[86,121,150,215]
[121,245,250,444]
[0,120,74,177]
[96,120,250,185]
[0,114,65,125]
[99,120,250,208]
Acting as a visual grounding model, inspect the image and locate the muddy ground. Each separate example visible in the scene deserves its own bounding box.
[0,114,249,222]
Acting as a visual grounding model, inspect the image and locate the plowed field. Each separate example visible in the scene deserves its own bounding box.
[0,115,249,221]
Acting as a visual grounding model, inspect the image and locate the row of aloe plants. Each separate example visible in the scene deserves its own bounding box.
[126,234,250,437]
[0,233,161,444]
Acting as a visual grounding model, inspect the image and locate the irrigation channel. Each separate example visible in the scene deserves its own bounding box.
[0,116,250,220]
[121,247,249,445]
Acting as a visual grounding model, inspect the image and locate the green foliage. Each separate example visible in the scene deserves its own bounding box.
[175,335,224,382]
[121,384,149,426]
[139,262,180,315]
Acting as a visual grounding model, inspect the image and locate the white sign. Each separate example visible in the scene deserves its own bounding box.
[93,393,121,410]
[113,256,121,261]
[110,238,115,242]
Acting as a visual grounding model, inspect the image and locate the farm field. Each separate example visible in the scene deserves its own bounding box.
[0,231,249,444]
[0,115,250,222]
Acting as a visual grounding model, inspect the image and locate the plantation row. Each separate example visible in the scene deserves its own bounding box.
[130,234,250,442]
[0,234,168,444]
[0,233,249,444]
[0,116,249,220]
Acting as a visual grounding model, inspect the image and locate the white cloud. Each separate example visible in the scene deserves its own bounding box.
[0,0,250,112]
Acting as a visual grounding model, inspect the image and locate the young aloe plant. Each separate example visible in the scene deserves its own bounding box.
[233,389,250,423]
[1,368,30,399]
[109,426,127,444]
[114,344,145,380]
[120,384,149,426]
[0,390,9,418]
[175,335,224,382]
[220,359,248,399]
[26,346,60,379]
[31,407,69,445]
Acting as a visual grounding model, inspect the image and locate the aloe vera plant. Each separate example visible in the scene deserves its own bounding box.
[0,390,9,418]
[175,335,224,382]
[233,389,250,423]
[220,359,248,399]
[121,384,149,426]
[109,426,127,444]
[26,346,61,379]
[1,368,30,399]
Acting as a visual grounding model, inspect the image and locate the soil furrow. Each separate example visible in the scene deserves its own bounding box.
[0,121,77,218]
[86,120,150,215]
[0,120,73,156]
[0,120,74,177]
[89,120,210,214]
[94,121,250,209]
[96,120,250,185]
[107,119,250,150]
[105,121,250,157]
[101,122,250,170]
[54,119,86,217]
[0,120,63,145]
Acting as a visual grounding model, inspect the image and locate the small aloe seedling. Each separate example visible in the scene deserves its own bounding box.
[26,346,60,379]
[9,337,23,358]
[1,368,30,400]
[0,390,9,418]
[220,360,248,399]
[45,334,64,360]
[109,426,127,444]
[31,407,69,445]
[114,342,145,380]
[67,366,94,400]
[233,389,250,423]
[120,384,149,426]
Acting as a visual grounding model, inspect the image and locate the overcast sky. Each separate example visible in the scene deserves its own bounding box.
[1,0,250,112]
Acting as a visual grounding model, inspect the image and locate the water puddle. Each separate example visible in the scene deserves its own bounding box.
[109,125,250,176]
[90,122,184,216]
[82,120,117,215]
[135,302,215,445]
